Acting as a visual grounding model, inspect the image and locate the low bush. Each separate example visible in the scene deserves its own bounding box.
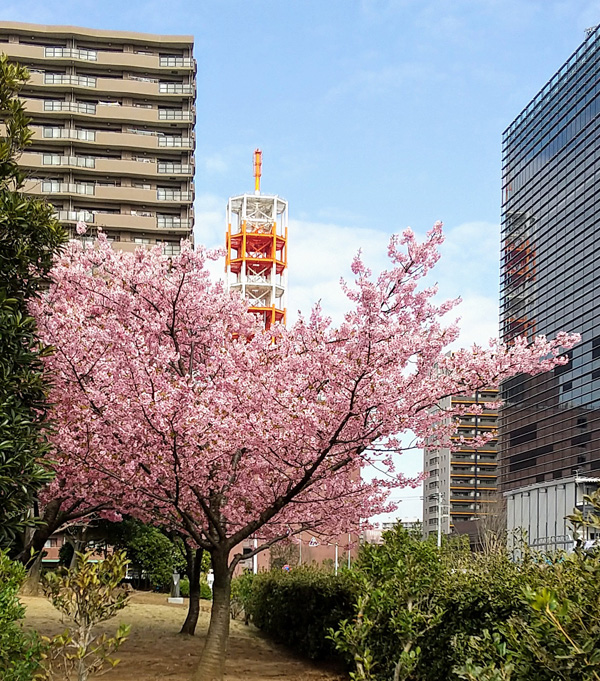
[0,551,46,681]
[245,566,356,660]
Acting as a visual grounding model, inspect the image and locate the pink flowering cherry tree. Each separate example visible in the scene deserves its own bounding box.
[32,223,578,681]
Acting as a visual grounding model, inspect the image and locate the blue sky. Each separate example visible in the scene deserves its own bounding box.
[2,0,598,518]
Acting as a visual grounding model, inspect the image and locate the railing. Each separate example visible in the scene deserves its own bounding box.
[157,190,192,201]
[158,109,193,120]
[45,47,98,61]
[43,155,96,168]
[55,210,94,223]
[157,216,190,229]
[157,137,192,148]
[44,74,97,87]
[43,128,96,141]
[159,83,194,94]
[159,57,194,68]
[42,182,95,195]
[44,101,97,114]
[157,163,193,174]
[128,75,159,83]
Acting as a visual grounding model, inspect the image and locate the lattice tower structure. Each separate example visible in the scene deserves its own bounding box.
[225,154,288,329]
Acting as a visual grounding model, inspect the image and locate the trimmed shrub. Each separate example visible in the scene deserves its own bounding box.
[246,566,356,660]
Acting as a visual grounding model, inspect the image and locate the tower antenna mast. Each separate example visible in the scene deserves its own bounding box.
[254,148,262,195]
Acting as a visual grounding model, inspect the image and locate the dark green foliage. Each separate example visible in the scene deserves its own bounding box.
[0,550,45,680]
[58,541,74,567]
[456,491,600,681]
[102,518,186,591]
[331,526,451,680]
[244,566,357,660]
[0,53,67,546]
[180,576,212,600]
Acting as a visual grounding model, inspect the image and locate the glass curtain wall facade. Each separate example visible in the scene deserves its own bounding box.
[500,28,600,494]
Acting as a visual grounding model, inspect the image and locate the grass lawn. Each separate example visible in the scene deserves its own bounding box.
[22,591,347,681]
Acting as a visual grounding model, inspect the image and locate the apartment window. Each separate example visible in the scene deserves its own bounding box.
[157,189,191,201]
[158,136,191,148]
[43,128,96,141]
[158,162,192,174]
[159,56,193,67]
[134,237,151,245]
[157,215,185,228]
[42,154,95,168]
[158,109,192,120]
[159,82,193,94]
[161,242,181,256]
[45,47,97,61]
[44,73,96,87]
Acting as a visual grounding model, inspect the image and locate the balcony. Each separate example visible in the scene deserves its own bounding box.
[2,42,195,73]
[157,163,193,175]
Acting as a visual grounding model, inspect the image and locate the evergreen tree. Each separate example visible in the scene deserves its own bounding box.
[0,54,67,547]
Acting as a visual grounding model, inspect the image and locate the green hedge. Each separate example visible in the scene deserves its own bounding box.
[242,566,356,660]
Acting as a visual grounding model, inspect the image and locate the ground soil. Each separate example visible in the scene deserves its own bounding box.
[23,591,348,681]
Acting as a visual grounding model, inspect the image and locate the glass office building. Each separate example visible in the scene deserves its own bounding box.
[500,28,600,495]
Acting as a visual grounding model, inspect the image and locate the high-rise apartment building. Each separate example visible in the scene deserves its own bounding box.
[500,29,600,549]
[0,22,195,253]
[422,389,499,539]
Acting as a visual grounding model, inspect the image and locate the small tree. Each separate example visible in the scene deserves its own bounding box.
[42,551,131,681]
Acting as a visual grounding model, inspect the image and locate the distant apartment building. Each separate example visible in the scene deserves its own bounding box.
[0,21,195,253]
[500,29,600,550]
[422,389,499,539]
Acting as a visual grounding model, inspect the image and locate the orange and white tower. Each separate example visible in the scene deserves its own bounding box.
[225,150,288,328]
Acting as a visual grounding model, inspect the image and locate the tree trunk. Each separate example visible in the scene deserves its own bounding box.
[180,546,203,636]
[193,549,231,681]
[20,551,43,596]
[15,499,62,565]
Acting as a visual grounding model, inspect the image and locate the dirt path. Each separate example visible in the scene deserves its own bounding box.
[23,592,347,681]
